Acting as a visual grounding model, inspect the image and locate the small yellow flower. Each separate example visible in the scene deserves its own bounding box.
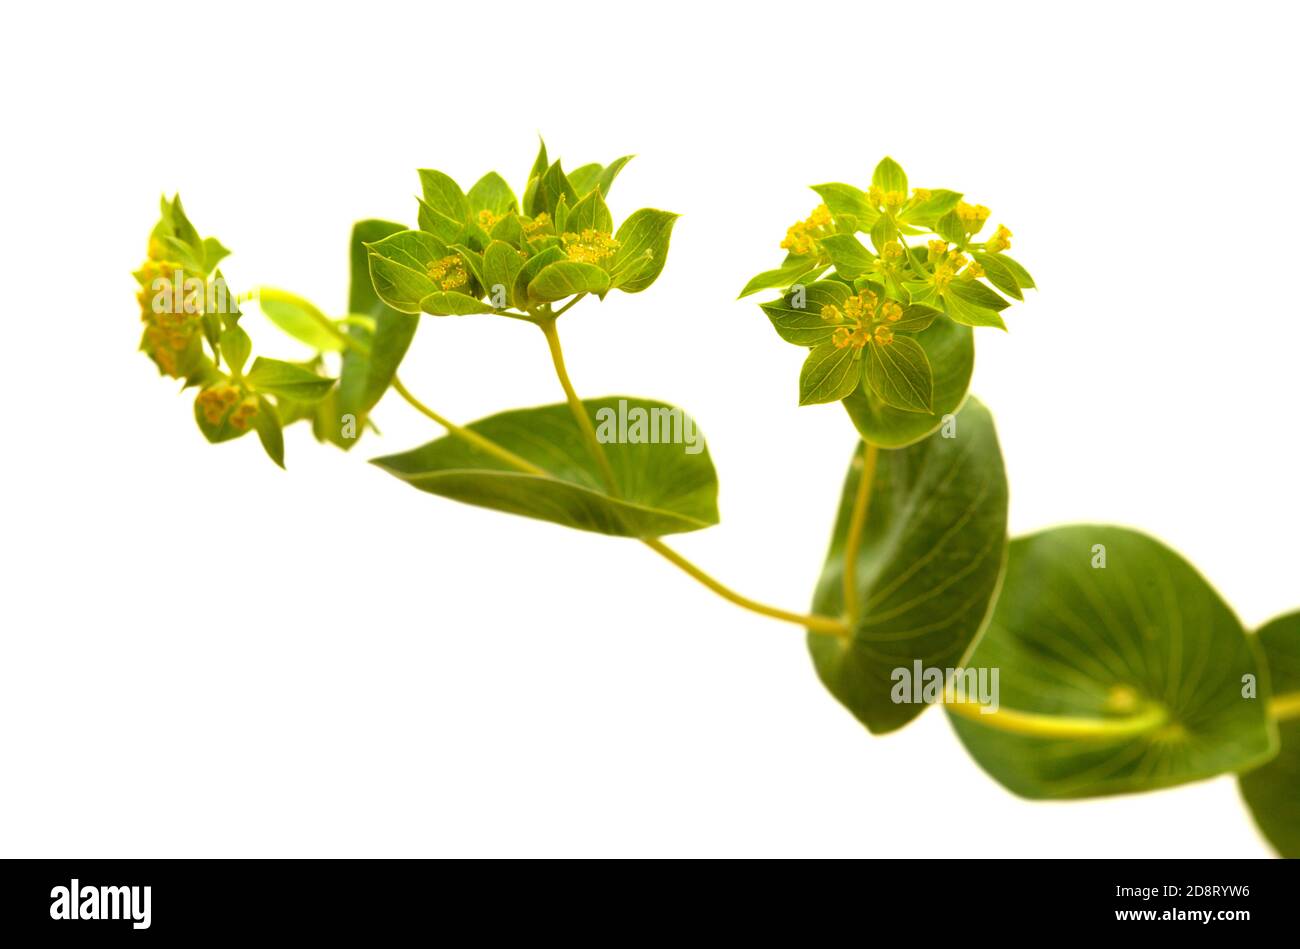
[927,239,948,262]
[986,224,1012,253]
[230,396,260,431]
[523,212,552,238]
[427,255,468,291]
[962,261,986,279]
[562,229,621,265]
[880,301,902,322]
[882,241,904,261]
[821,303,843,323]
[910,188,932,204]
[780,204,833,256]
[881,190,905,211]
[873,325,894,345]
[956,201,991,233]
[478,209,500,231]
[197,385,241,425]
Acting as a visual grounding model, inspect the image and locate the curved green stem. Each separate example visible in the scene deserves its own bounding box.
[537,316,621,494]
[841,442,879,623]
[390,376,546,476]
[944,685,1170,740]
[642,538,849,637]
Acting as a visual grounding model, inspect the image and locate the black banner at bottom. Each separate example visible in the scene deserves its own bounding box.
[0,857,1293,938]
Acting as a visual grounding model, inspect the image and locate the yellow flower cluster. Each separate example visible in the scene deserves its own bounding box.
[197,386,259,430]
[933,250,971,290]
[523,212,552,239]
[136,242,203,378]
[562,229,621,265]
[956,201,991,233]
[478,209,500,231]
[427,255,468,291]
[780,204,833,256]
[986,224,1012,253]
[821,289,903,350]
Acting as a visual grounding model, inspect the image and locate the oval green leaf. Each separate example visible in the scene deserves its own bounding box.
[809,397,1008,734]
[948,526,1276,799]
[1239,611,1300,857]
[842,318,973,448]
[371,397,719,537]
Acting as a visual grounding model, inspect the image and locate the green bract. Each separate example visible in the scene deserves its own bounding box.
[134,143,1298,856]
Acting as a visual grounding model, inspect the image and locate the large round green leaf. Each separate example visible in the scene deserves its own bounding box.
[1239,612,1300,857]
[371,397,719,537]
[841,317,973,448]
[809,397,1008,734]
[949,526,1276,799]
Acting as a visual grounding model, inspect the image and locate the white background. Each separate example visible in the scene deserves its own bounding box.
[2,1,1296,857]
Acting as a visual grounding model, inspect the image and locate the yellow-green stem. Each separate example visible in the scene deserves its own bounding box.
[841,442,879,623]
[944,684,1170,740]
[642,538,849,637]
[390,376,547,476]
[537,317,621,495]
[1270,691,1300,723]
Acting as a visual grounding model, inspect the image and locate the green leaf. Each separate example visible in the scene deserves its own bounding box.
[253,396,285,468]
[971,252,1023,301]
[865,335,934,413]
[417,169,469,224]
[566,163,602,195]
[995,253,1036,289]
[902,189,962,227]
[842,318,973,448]
[347,220,419,423]
[819,233,875,279]
[365,230,445,313]
[609,209,678,293]
[759,280,850,346]
[810,398,1008,733]
[1239,612,1300,857]
[246,357,335,402]
[872,156,908,195]
[810,182,879,228]
[949,526,1276,799]
[467,172,518,216]
[935,211,965,245]
[513,245,567,306]
[220,324,252,375]
[417,199,462,243]
[948,279,1009,311]
[595,155,633,198]
[527,261,611,304]
[799,343,863,405]
[530,161,578,218]
[419,292,498,316]
[738,258,821,298]
[890,303,941,334]
[869,217,898,255]
[943,288,1007,330]
[482,240,525,309]
[371,397,719,537]
[565,188,614,236]
[257,292,344,352]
